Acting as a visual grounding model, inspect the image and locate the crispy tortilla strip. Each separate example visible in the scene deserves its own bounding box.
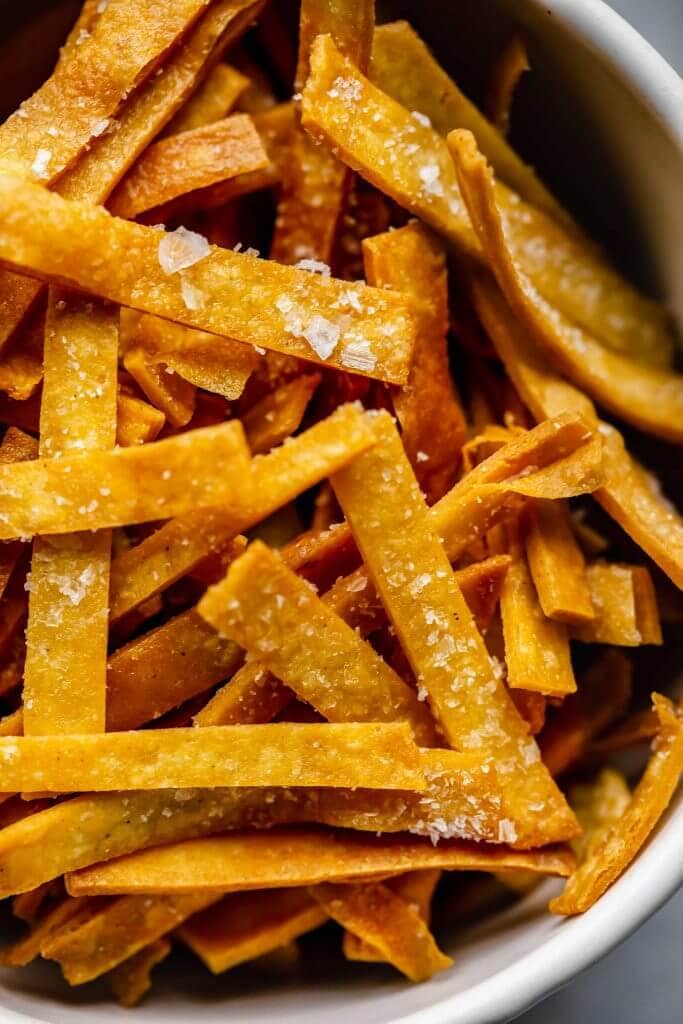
[363,223,467,500]
[166,63,250,134]
[109,937,171,1007]
[0,429,37,599]
[67,826,574,896]
[470,271,683,589]
[193,663,292,728]
[12,882,53,925]
[295,0,374,94]
[0,173,417,385]
[571,562,662,646]
[178,889,325,973]
[123,346,197,428]
[0,722,423,793]
[486,33,530,135]
[370,22,573,234]
[344,869,441,963]
[588,708,661,757]
[43,893,217,984]
[198,540,437,746]
[314,881,451,982]
[0,896,88,968]
[499,523,576,697]
[108,404,374,621]
[551,695,683,914]
[526,499,594,624]
[0,421,250,539]
[303,35,674,366]
[243,374,320,454]
[539,651,633,777]
[23,292,118,736]
[116,393,165,446]
[450,130,683,442]
[0,315,44,401]
[109,114,268,219]
[569,768,631,862]
[331,411,578,844]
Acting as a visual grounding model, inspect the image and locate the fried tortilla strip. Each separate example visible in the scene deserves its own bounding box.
[67,826,574,896]
[166,63,250,134]
[0,173,418,385]
[243,374,320,454]
[469,271,683,589]
[588,708,661,757]
[43,893,217,984]
[116,394,165,446]
[109,114,268,219]
[314,881,451,982]
[23,292,118,736]
[571,562,661,646]
[551,695,683,914]
[0,421,250,539]
[363,223,467,500]
[178,889,326,973]
[569,768,632,862]
[0,896,89,968]
[343,869,441,963]
[486,32,530,134]
[108,403,375,621]
[370,22,573,234]
[0,429,37,599]
[123,346,197,428]
[12,882,53,924]
[499,524,576,697]
[303,35,674,366]
[193,663,292,728]
[109,937,172,1007]
[0,315,44,401]
[0,722,423,793]
[198,540,437,746]
[330,411,578,844]
[539,651,633,777]
[0,0,266,352]
[450,130,683,442]
[525,499,594,624]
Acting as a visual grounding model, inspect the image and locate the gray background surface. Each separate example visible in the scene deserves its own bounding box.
[517,3,683,1020]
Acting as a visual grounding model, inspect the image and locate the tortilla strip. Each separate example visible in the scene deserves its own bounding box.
[588,708,661,757]
[363,223,467,500]
[0,722,424,793]
[525,499,594,624]
[302,35,674,366]
[0,896,89,968]
[198,540,437,746]
[0,173,418,385]
[108,403,375,622]
[0,315,44,401]
[0,429,37,599]
[109,937,172,1007]
[0,421,250,539]
[330,411,577,844]
[123,347,197,428]
[449,130,683,442]
[166,63,250,135]
[343,869,441,963]
[178,889,325,974]
[571,562,662,646]
[551,696,683,914]
[243,374,320,454]
[569,767,632,862]
[486,32,530,135]
[116,394,165,446]
[23,292,118,735]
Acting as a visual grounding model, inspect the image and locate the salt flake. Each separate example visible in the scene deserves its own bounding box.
[158,226,209,275]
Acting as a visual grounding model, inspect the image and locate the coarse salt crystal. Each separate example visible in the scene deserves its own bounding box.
[302,315,339,360]
[416,451,429,462]
[340,339,376,373]
[411,110,431,128]
[180,274,206,311]
[327,76,361,103]
[294,258,331,277]
[158,226,210,275]
[31,148,51,180]
[419,163,444,197]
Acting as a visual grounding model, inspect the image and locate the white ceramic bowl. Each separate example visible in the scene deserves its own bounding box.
[0,1,681,1022]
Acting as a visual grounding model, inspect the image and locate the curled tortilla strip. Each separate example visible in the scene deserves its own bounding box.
[588,708,663,757]
[303,34,674,366]
[343,869,441,963]
[66,826,574,897]
[243,374,320,453]
[123,347,197,428]
[166,63,250,135]
[0,722,424,793]
[449,129,683,442]
[551,696,683,914]
[116,394,165,446]
[109,937,172,1008]
[0,173,418,385]
[0,421,250,539]
[178,889,325,974]
[486,32,530,134]
[525,499,594,624]
[571,562,662,646]
[313,881,451,982]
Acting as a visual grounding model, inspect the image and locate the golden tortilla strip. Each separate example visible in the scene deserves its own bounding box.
[314,881,451,982]
[330,411,578,844]
[109,937,172,1008]
[108,403,374,621]
[243,374,320,454]
[43,893,217,985]
[486,32,530,135]
[0,722,424,793]
[12,882,54,925]
[499,524,576,697]
[525,499,594,624]
[0,896,89,968]
[178,889,326,974]
[343,869,441,963]
[0,173,418,385]
[116,393,166,446]
[569,767,632,862]
[588,708,661,757]
[193,663,292,728]
[571,562,662,646]
[450,130,683,442]
[166,63,250,135]
[198,540,437,746]
[66,826,575,897]
[469,271,683,589]
[363,223,467,500]
[23,292,118,736]
[123,346,197,428]
[370,21,573,234]
[0,420,250,539]
[295,0,374,94]
[551,695,683,914]
[109,113,268,219]
[0,315,44,401]
[0,429,37,599]
[303,35,674,366]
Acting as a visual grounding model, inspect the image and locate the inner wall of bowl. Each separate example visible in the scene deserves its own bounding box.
[0,2,681,1023]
